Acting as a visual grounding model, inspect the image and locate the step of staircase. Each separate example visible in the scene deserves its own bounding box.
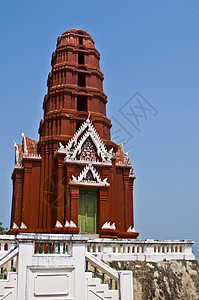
[85,272,119,300]
[0,272,17,299]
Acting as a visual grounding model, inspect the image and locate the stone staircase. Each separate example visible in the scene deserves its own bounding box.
[85,272,119,300]
[0,234,134,299]
[0,272,17,300]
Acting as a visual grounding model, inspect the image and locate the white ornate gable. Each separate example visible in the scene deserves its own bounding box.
[57,115,114,165]
[69,163,110,186]
[116,142,132,167]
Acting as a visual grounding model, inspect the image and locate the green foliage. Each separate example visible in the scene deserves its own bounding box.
[0,222,8,235]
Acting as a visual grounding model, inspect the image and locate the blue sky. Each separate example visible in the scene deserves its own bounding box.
[0,0,199,257]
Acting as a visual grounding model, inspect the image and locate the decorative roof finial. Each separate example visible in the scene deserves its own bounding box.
[86,112,91,123]
[19,129,28,156]
[11,139,19,165]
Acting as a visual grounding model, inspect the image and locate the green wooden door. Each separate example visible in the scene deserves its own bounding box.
[78,190,97,234]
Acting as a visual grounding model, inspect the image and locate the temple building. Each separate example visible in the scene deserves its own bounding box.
[0,29,195,300]
[9,29,139,239]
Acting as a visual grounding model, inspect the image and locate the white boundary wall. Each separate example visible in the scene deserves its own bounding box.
[86,238,195,262]
[0,234,196,299]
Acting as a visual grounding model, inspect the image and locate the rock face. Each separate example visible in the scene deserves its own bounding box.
[109,260,199,300]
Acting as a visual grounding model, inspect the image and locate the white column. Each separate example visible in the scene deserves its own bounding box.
[72,242,86,300]
[118,271,133,300]
[17,239,33,300]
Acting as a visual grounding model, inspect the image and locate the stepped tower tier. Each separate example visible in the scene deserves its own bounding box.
[9,29,139,239]
[39,29,113,148]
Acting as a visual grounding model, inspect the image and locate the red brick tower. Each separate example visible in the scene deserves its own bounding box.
[9,29,139,238]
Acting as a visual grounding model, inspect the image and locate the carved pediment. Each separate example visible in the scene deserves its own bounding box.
[57,115,114,165]
[70,163,109,186]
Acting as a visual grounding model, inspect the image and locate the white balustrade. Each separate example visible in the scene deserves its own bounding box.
[86,238,195,262]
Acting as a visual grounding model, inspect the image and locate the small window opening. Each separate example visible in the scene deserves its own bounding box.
[4,243,8,251]
[78,52,85,64]
[78,73,86,87]
[79,36,83,45]
[77,96,87,112]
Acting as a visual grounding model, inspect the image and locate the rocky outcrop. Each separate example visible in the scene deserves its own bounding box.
[108,260,199,300]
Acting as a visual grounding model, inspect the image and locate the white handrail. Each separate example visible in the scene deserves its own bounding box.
[88,289,104,299]
[85,251,119,281]
[0,246,19,268]
[1,291,12,299]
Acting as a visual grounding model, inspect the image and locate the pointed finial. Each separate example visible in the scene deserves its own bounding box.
[125,150,131,156]
[19,129,28,155]
[19,128,25,137]
[86,112,91,123]
[11,139,17,147]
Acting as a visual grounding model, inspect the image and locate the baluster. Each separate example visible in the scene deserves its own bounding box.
[53,243,55,254]
[11,260,14,272]
[110,278,113,290]
[102,273,105,284]
[36,242,39,254]
[90,244,93,253]
[47,243,50,254]
[115,280,118,290]
[63,243,66,254]
[86,261,88,272]
[42,243,44,254]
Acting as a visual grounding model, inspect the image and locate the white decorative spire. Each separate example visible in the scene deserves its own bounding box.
[19,129,28,156]
[20,222,27,229]
[101,222,116,230]
[127,226,136,233]
[12,139,19,165]
[55,220,63,228]
[64,220,70,227]
[69,220,77,228]
[12,222,19,229]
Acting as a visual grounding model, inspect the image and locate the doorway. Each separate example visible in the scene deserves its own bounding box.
[78,189,98,234]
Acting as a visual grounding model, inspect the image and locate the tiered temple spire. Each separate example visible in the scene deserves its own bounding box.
[9,29,138,239]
